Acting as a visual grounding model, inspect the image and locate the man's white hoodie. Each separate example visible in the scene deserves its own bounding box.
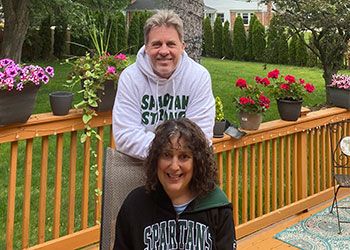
[112,46,215,159]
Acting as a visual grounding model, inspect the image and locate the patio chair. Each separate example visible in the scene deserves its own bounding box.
[329,119,350,234]
[100,147,145,250]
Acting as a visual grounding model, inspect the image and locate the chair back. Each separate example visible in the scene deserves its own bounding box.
[329,119,350,173]
[100,147,145,250]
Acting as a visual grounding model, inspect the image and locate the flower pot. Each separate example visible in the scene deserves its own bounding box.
[277,99,303,121]
[95,80,117,112]
[49,91,73,116]
[213,120,227,138]
[328,87,350,109]
[238,112,262,130]
[0,84,40,126]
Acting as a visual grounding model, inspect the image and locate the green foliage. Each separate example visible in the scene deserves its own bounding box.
[296,33,308,66]
[107,14,118,54]
[215,96,225,121]
[213,16,223,58]
[39,15,52,60]
[232,16,246,61]
[116,11,127,53]
[277,32,289,64]
[128,13,140,54]
[288,34,297,65]
[266,16,280,64]
[202,17,213,57]
[252,19,266,62]
[246,14,257,61]
[53,20,68,59]
[222,21,233,59]
[22,28,43,61]
[138,11,152,49]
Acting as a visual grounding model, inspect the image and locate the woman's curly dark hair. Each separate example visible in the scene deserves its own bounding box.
[145,118,217,196]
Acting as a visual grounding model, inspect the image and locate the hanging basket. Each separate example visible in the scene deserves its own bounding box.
[277,99,303,121]
[0,85,40,126]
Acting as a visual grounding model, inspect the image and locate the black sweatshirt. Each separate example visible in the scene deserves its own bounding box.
[114,185,237,249]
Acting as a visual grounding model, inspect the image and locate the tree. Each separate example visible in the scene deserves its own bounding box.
[252,18,266,62]
[288,34,298,65]
[116,11,127,53]
[266,15,280,64]
[262,0,350,102]
[213,16,223,58]
[138,11,152,50]
[246,14,257,61]
[295,33,308,66]
[232,16,246,61]
[1,0,129,62]
[277,31,289,64]
[222,20,233,59]
[202,17,213,57]
[128,12,140,54]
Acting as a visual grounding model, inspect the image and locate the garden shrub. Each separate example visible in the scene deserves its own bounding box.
[246,14,257,61]
[277,31,289,64]
[138,11,152,50]
[202,17,213,57]
[222,21,233,59]
[116,11,127,53]
[213,16,223,58]
[128,12,140,54]
[22,28,42,61]
[266,15,279,64]
[288,34,297,65]
[252,19,266,62]
[39,15,52,60]
[232,16,246,61]
[296,33,308,66]
[53,20,68,59]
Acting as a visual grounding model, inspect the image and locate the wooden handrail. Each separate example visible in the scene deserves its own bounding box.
[2,107,350,249]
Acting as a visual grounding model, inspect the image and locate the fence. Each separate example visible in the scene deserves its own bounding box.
[1,107,350,249]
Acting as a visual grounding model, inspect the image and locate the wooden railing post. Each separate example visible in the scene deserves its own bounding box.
[297,131,308,200]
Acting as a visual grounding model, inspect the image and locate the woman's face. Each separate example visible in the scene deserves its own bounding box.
[157,135,194,205]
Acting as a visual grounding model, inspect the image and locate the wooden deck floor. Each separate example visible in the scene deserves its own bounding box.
[238,197,337,249]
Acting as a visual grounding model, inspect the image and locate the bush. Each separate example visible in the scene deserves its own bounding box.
[222,21,233,59]
[53,21,67,59]
[39,15,52,60]
[116,11,127,53]
[246,14,257,61]
[22,28,42,61]
[202,17,213,57]
[252,19,266,62]
[213,16,223,58]
[288,34,297,65]
[296,33,308,66]
[266,16,279,64]
[128,12,140,54]
[232,16,246,61]
[277,32,289,64]
[138,11,152,49]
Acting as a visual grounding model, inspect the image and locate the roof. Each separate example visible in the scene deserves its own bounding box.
[125,0,167,11]
[204,5,216,12]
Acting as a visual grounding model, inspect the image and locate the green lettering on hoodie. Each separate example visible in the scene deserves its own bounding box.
[141,95,149,110]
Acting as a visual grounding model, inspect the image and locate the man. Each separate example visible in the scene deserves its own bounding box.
[112,10,215,160]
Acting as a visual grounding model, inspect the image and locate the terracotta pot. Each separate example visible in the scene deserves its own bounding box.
[238,112,262,130]
[277,99,303,121]
[0,84,40,126]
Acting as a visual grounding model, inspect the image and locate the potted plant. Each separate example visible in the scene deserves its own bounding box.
[234,77,271,130]
[66,52,128,141]
[262,68,315,121]
[327,74,350,109]
[0,58,54,126]
[213,96,226,138]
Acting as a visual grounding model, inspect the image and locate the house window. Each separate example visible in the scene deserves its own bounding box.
[237,12,251,25]
[217,13,224,23]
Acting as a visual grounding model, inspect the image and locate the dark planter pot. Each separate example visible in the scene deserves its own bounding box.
[277,99,303,121]
[0,84,40,126]
[95,80,117,112]
[213,120,227,138]
[238,112,262,130]
[328,87,350,109]
[49,91,73,116]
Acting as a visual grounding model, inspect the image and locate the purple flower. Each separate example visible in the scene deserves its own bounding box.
[0,58,14,67]
[42,75,49,84]
[45,66,54,77]
[16,83,24,91]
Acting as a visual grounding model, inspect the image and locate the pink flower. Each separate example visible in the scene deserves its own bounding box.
[304,83,315,93]
[236,78,247,88]
[115,53,127,61]
[106,66,116,74]
[45,66,54,77]
[285,75,296,84]
[267,69,279,79]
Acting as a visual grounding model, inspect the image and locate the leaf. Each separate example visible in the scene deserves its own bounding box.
[83,114,92,124]
[80,134,87,143]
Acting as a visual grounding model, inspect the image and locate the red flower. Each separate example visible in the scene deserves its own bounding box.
[255,76,262,83]
[239,97,250,105]
[299,78,305,84]
[260,77,270,86]
[259,94,270,108]
[236,78,247,88]
[280,84,290,90]
[285,75,296,83]
[267,69,280,79]
[304,83,315,93]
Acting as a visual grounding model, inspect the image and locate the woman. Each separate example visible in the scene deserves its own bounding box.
[114,118,236,249]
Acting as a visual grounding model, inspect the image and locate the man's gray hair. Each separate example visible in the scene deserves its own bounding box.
[144,9,184,44]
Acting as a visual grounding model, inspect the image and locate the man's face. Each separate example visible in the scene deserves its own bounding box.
[145,25,185,79]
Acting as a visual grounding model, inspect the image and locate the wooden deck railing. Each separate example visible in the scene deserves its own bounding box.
[1,107,350,249]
